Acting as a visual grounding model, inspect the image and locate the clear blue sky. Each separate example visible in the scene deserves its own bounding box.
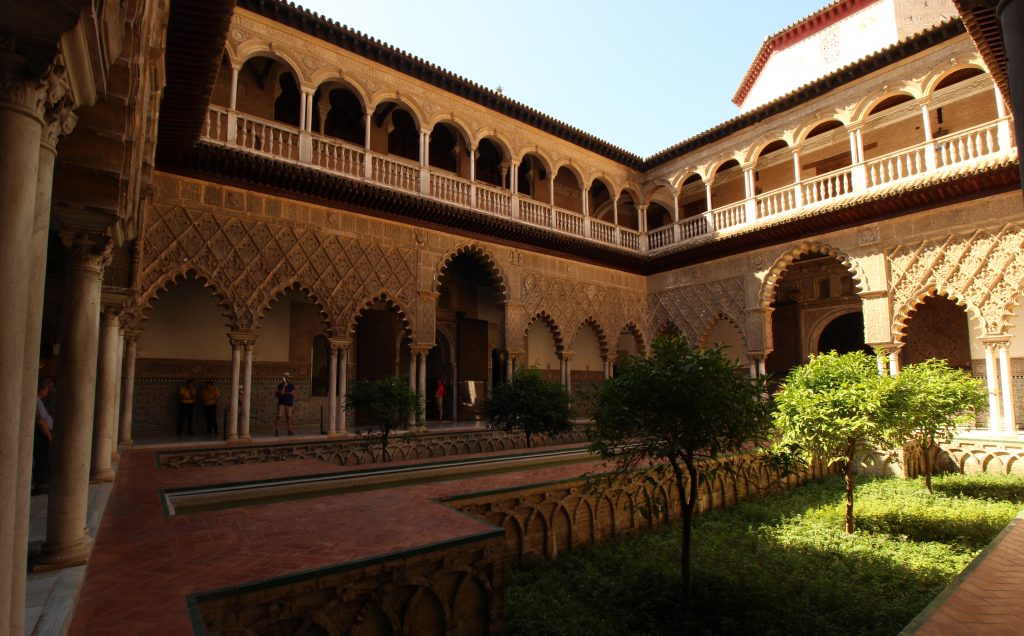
[298,0,830,157]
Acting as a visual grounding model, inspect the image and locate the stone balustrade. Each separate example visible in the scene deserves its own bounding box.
[202,106,1016,255]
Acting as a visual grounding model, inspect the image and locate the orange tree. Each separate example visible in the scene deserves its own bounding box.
[588,336,773,604]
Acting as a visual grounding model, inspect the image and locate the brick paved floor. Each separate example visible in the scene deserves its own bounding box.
[907,512,1024,636]
[69,444,601,635]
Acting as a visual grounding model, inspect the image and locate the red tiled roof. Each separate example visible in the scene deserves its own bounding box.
[732,0,881,107]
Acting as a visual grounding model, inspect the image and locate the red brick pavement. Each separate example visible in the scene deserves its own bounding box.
[69,446,602,635]
[909,512,1024,636]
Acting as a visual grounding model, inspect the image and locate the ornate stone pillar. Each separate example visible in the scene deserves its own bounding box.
[337,342,351,436]
[110,323,124,462]
[997,342,1017,434]
[417,348,428,426]
[240,340,254,441]
[983,341,1002,433]
[90,304,123,482]
[0,64,47,629]
[118,330,140,447]
[226,334,243,441]
[327,344,338,435]
[9,71,74,633]
[37,232,112,569]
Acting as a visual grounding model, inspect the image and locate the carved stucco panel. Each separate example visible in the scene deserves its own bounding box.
[888,223,1024,336]
[139,203,416,335]
[648,276,747,348]
[518,273,645,353]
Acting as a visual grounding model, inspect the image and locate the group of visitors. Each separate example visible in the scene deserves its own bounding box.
[175,373,296,437]
[175,379,221,436]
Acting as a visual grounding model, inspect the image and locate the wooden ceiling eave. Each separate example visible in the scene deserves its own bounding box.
[175,144,1019,275]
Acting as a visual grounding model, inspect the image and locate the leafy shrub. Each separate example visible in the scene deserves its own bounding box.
[505,473,1024,636]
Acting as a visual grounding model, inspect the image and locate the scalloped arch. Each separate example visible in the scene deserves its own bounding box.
[136,267,239,330]
[524,312,564,352]
[891,287,985,343]
[760,242,867,309]
[255,281,333,334]
[570,317,609,356]
[432,243,508,302]
[697,312,748,350]
[346,292,413,339]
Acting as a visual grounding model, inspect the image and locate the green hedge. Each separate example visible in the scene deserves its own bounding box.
[506,473,1024,636]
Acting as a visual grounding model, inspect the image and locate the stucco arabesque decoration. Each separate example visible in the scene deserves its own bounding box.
[889,222,1024,339]
[648,276,748,349]
[138,202,417,338]
[518,272,645,355]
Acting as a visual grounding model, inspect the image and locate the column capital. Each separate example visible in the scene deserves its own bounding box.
[60,230,112,273]
[979,335,1012,347]
[328,337,352,350]
[228,329,257,346]
[124,328,143,342]
[0,59,47,118]
[410,343,435,354]
[41,99,77,149]
[558,350,574,361]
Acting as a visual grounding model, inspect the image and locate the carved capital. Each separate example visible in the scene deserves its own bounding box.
[41,100,77,149]
[124,329,143,344]
[60,230,112,274]
[0,35,48,117]
[228,330,257,347]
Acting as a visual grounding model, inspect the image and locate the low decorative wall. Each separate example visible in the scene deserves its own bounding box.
[443,456,830,564]
[156,426,589,469]
[190,532,505,636]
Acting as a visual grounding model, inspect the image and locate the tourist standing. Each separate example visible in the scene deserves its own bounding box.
[200,380,220,435]
[33,379,54,494]
[274,372,296,436]
[436,379,446,421]
[177,379,197,435]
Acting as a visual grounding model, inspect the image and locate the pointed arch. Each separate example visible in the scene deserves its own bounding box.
[524,312,564,352]
[892,287,985,343]
[698,312,747,351]
[137,267,239,330]
[760,242,867,309]
[432,243,508,302]
[346,292,413,339]
[256,280,333,335]
[571,317,609,357]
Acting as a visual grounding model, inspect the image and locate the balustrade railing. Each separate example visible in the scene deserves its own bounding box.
[620,228,641,251]
[236,112,300,162]
[713,202,746,230]
[476,183,512,217]
[554,208,585,237]
[204,106,230,144]
[519,199,551,227]
[756,186,797,219]
[203,107,1015,256]
[647,225,675,250]
[934,119,1004,169]
[590,219,617,245]
[680,215,708,241]
[801,168,852,205]
[429,172,472,207]
[312,136,364,178]
[371,155,420,193]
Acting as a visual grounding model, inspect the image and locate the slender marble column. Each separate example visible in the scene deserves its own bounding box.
[417,350,427,425]
[984,343,1002,432]
[506,354,513,382]
[0,71,47,629]
[226,337,241,441]
[37,232,111,569]
[110,325,124,462]
[338,347,349,435]
[118,331,139,447]
[240,341,253,440]
[118,331,140,446]
[11,87,72,634]
[408,350,417,427]
[997,344,1017,434]
[327,345,338,435]
[90,307,121,482]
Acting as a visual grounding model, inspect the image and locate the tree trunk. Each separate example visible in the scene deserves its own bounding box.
[670,456,698,606]
[525,431,531,448]
[843,447,855,534]
[923,437,934,494]
[381,427,390,463]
